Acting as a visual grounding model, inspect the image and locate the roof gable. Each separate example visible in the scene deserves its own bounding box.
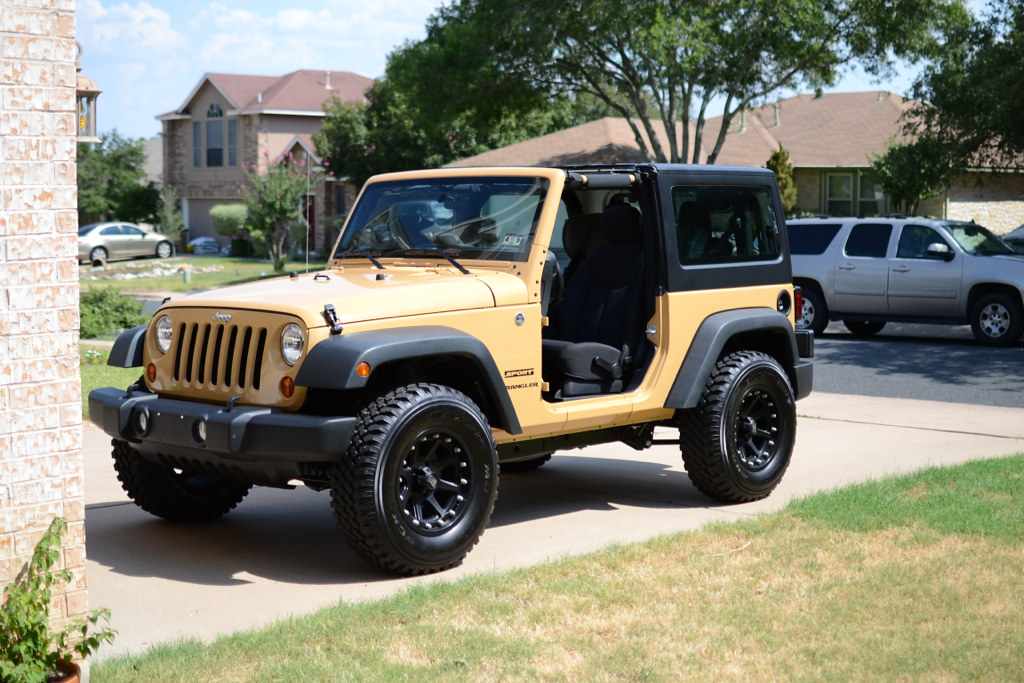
[162,70,373,120]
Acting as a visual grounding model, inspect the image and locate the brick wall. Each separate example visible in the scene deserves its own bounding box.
[0,0,86,630]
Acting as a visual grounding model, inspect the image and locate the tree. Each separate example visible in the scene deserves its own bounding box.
[77,130,160,224]
[315,68,603,186]
[239,153,322,272]
[869,139,952,215]
[409,0,969,164]
[907,0,1024,170]
[766,144,797,215]
[155,184,185,250]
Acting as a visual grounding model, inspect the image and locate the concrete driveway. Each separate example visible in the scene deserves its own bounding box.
[83,392,1024,659]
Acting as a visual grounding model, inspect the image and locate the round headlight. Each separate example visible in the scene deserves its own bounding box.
[281,323,305,366]
[155,316,174,354]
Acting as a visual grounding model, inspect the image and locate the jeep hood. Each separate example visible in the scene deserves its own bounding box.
[161,267,529,326]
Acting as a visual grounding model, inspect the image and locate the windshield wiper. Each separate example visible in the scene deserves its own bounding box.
[394,248,471,274]
[337,248,385,270]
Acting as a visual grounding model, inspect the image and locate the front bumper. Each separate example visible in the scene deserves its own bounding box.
[89,386,356,485]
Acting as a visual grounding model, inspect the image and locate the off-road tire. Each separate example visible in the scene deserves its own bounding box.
[500,453,553,473]
[679,351,796,503]
[796,286,828,335]
[970,292,1024,346]
[111,439,251,521]
[331,383,499,576]
[843,320,886,337]
[155,241,173,259]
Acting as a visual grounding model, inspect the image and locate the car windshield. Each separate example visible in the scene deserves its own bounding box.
[943,222,1016,256]
[334,176,549,262]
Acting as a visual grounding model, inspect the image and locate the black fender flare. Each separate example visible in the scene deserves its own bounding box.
[108,324,147,368]
[665,309,809,409]
[295,326,522,434]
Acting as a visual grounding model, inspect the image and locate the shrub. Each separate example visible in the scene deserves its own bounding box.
[80,288,147,339]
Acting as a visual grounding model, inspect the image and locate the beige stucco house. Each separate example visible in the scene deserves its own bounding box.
[158,69,372,253]
[452,91,1024,234]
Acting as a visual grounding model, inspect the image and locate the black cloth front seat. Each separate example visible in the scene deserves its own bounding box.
[542,204,646,397]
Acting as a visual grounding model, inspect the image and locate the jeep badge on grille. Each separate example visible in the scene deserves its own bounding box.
[213,312,232,322]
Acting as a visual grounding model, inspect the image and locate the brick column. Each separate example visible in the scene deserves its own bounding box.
[0,0,87,628]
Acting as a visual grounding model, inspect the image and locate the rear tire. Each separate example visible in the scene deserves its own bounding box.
[90,246,108,263]
[679,351,796,503]
[331,383,499,575]
[796,286,828,335]
[843,320,886,337]
[111,439,251,521]
[970,292,1023,346]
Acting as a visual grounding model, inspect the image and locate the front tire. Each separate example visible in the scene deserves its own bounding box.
[155,240,173,259]
[679,351,796,503]
[332,383,499,575]
[970,292,1023,346]
[111,439,251,521]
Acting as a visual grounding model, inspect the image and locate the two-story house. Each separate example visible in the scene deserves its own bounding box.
[158,69,373,253]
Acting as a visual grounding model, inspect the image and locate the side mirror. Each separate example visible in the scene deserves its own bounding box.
[926,242,955,261]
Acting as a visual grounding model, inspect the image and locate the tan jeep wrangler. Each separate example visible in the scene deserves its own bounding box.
[90,164,813,576]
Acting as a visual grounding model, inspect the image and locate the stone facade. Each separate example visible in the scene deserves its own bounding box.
[0,0,87,630]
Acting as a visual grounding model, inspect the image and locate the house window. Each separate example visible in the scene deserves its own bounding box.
[859,175,886,216]
[826,173,853,216]
[227,119,237,167]
[192,122,201,167]
[206,104,224,168]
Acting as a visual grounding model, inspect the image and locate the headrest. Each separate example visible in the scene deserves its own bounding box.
[563,213,603,259]
[602,204,642,245]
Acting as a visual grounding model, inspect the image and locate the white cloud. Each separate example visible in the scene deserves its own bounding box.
[79,0,188,55]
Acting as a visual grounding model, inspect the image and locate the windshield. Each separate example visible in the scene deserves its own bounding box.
[334,176,549,262]
[944,222,1016,256]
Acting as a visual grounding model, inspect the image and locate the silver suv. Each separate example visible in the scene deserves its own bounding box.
[789,217,1024,345]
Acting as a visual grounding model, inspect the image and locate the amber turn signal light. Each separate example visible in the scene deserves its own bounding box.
[146,363,157,382]
[280,376,295,399]
[356,361,371,378]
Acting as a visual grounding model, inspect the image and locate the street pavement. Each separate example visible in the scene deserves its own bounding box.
[82,392,1024,660]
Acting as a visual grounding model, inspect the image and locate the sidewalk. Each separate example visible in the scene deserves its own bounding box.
[82,392,1024,659]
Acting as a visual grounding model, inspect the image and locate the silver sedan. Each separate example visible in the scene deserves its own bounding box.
[78,222,174,263]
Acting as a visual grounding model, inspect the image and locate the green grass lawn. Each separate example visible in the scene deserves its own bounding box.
[90,454,1024,682]
[79,256,329,296]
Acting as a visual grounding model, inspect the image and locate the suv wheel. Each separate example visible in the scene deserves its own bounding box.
[332,383,499,575]
[796,286,828,335]
[111,439,251,521]
[679,351,796,503]
[971,292,1024,346]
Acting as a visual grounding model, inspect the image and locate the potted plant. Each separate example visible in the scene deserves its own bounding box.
[1,518,115,682]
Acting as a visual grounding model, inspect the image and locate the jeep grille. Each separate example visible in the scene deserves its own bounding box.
[171,321,268,391]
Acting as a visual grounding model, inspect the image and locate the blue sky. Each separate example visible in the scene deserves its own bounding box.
[77,0,927,142]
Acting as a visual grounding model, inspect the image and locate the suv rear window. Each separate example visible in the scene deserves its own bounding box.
[788,223,841,255]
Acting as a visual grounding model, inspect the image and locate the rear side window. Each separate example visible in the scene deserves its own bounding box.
[674,186,780,264]
[788,223,841,255]
[844,223,892,258]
